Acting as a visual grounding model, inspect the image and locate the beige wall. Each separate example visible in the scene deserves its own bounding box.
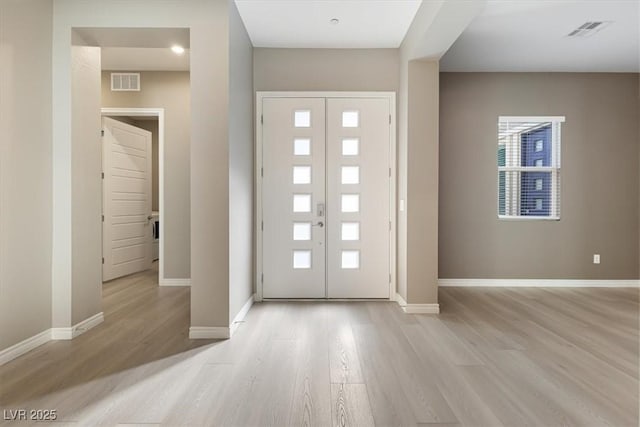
[254,48,399,92]
[188,0,232,330]
[0,0,53,351]
[397,57,409,301]
[439,72,640,279]
[71,46,102,325]
[102,71,190,279]
[228,0,254,323]
[398,6,441,305]
[406,60,439,303]
[53,0,231,332]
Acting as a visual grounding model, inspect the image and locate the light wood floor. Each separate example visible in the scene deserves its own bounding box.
[1,267,638,426]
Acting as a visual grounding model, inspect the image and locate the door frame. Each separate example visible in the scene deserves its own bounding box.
[100,107,167,284]
[255,91,397,301]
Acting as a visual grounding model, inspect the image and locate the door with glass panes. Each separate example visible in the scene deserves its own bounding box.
[261,96,392,298]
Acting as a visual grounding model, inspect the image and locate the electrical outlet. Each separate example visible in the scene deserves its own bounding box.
[593,254,600,264]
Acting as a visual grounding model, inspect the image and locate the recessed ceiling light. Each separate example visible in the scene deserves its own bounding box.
[330,18,339,25]
[171,45,185,55]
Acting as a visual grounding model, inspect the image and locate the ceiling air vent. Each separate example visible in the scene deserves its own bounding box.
[567,21,612,38]
[111,73,140,91]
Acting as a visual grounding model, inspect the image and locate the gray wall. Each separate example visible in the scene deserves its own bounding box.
[228,0,254,323]
[439,72,640,279]
[254,48,399,92]
[102,71,191,279]
[0,0,53,351]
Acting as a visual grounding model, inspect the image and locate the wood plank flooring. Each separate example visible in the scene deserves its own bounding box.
[0,268,637,426]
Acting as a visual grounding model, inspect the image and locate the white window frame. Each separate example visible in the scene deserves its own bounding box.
[498,116,565,221]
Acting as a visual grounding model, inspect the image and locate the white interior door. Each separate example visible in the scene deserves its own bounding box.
[262,98,327,298]
[261,95,392,299]
[102,117,153,282]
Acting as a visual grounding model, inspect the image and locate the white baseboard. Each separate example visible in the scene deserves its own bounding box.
[51,312,104,340]
[189,295,255,340]
[438,279,640,288]
[159,278,191,287]
[395,293,440,314]
[189,326,230,340]
[0,329,51,366]
[0,312,104,365]
[402,304,440,314]
[230,295,254,337]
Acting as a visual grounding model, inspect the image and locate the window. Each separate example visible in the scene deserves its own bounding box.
[293,222,312,241]
[341,251,360,269]
[293,250,311,269]
[341,194,359,213]
[341,166,359,185]
[535,140,544,152]
[342,111,359,128]
[294,138,311,156]
[498,116,564,219]
[293,166,311,184]
[342,138,359,156]
[293,194,312,213]
[294,110,311,128]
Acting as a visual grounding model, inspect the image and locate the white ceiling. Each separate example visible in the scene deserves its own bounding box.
[440,0,640,72]
[234,0,422,48]
[72,1,639,72]
[73,28,190,48]
[72,28,190,71]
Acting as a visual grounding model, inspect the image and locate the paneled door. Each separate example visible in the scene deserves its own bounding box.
[261,95,392,299]
[102,117,153,282]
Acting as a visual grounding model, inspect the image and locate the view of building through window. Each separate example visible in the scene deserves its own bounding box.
[498,116,564,219]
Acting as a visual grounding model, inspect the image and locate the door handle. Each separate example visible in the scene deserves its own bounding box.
[312,221,324,228]
[147,215,153,221]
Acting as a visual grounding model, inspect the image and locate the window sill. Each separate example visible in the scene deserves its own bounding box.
[498,215,560,221]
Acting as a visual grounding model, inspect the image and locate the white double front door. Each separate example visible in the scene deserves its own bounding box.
[261,95,393,299]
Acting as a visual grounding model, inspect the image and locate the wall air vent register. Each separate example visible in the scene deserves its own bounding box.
[110,72,140,91]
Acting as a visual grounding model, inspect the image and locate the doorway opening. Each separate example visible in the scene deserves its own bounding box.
[71,26,191,296]
[101,108,165,282]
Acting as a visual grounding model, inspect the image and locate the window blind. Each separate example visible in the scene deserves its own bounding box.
[498,116,565,219]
